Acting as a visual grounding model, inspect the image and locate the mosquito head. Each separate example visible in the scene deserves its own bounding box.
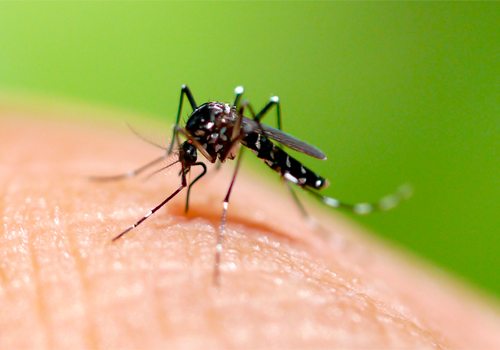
[179,141,198,167]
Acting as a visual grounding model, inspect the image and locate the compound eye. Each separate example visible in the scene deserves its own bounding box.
[180,142,198,165]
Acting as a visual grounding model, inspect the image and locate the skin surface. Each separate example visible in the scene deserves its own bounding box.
[1,106,500,349]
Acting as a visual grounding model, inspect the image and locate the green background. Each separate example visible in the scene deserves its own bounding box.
[1,3,499,298]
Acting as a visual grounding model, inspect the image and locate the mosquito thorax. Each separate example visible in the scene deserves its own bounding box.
[185,102,236,161]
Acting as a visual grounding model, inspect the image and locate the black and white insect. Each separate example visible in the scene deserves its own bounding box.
[92,85,411,283]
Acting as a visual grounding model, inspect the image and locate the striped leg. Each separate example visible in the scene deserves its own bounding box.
[87,155,169,182]
[111,162,207,241]
[213,147,245,286]
[168,85,198,154]
[304,184,413,215]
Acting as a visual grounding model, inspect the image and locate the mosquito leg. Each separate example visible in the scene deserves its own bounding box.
[184,162,208,213]
[87,154,169,182]
[213,147,245,286]
[168,85,198,155]
[233,86,245,109]
[237,99,256,119]
[230,86,246,142]
[220,98,251,162]
[112,162,190,241]
[238,96,282,135]
[237,95,283,148]
[284,182,328,233]
[254,95,282,131]
[304,184,413,215]
[112,183,185,241]
[286,182,309,218]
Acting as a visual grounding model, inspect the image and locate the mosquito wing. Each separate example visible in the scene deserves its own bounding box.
[241,118,327,160]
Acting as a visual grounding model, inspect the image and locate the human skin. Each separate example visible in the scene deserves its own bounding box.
[1,107,500,349]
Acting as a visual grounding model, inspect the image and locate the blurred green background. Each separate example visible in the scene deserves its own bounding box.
[1,2,499,298]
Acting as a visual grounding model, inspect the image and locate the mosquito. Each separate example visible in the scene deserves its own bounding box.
[91,85,412,285]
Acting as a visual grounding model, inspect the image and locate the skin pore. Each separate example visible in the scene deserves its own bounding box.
[1,106,500,349]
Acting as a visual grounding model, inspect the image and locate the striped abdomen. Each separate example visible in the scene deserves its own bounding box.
[241,132,329,190]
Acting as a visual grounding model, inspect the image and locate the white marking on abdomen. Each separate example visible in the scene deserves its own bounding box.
[283,172,298,184]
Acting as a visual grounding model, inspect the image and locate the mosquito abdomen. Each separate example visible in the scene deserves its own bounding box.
[242,133,328,190]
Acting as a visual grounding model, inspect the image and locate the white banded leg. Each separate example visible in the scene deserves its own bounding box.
[213,147,245,286]
[305,184,413,215]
